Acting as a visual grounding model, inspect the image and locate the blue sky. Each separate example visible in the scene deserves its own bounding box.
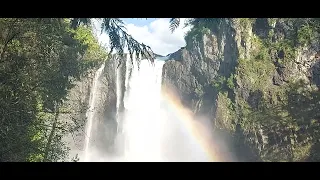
[121,18,157,26]
[96,18,191,55]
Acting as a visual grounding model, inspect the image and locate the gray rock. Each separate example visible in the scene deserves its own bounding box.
[162,18,320,161]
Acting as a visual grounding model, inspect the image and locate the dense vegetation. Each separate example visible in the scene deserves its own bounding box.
[234,18,320,162]
[0,18,108,162]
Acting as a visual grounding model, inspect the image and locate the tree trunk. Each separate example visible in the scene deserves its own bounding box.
[43,104,59,162]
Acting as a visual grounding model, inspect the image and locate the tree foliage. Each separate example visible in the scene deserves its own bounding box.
[66,18,154,63]
[169,18,223,32]
[0,18,107,162]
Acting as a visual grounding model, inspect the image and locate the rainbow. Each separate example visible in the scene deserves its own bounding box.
[161,86,226,162]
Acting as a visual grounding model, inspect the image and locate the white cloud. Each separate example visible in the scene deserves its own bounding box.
[125,18,191,55]
[94,18,191,56]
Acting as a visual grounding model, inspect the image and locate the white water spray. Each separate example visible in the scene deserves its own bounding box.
[81,55,217,162]
[121,55,165,161]
[83,63,105,162]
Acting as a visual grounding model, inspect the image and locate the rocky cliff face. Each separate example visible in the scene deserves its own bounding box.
[61,55,125,160]
[162,18,320,161]
[59,69,94,160]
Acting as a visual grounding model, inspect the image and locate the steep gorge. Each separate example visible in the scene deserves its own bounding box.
[64,18,320,162]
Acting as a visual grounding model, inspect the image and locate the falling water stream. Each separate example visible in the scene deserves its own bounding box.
[83,63,105,162]
[122,57,165,161]
[81,55,215,162]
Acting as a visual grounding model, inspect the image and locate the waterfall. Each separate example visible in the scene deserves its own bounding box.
[118,56,211,162]
[124,54,131,94]
[116,60,122,133]
[83,63,105,162]
[81,55,213,162]
[121,55,165,161]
